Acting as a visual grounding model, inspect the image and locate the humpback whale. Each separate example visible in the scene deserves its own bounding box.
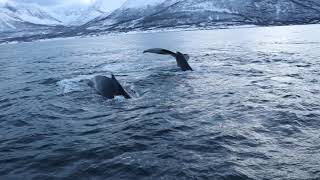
[88,74,131,99]
[143,48,193,71]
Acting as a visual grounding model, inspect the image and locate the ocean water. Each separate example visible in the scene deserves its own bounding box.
[0,24,320,180]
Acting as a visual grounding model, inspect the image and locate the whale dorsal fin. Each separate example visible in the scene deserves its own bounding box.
[111,74,131,99]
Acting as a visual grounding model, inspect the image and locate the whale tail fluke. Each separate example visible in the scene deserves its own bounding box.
[143,48,192,71]
[176,52,193,71]
[143,48,189,61]
[143,48,177,58]
[183,54,190,61]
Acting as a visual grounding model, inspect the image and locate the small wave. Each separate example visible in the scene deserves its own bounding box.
[124,83,139,98]
[270,76,297,83]
[114,96,126,102]
[102,63,133,72]
[39,78,59,85]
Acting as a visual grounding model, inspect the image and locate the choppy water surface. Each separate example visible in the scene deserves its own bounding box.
[1,25,320,179]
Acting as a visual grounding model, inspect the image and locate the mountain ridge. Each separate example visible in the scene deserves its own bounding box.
[0,1,63,32]
[1,0,320,43]
[83,0,320,34]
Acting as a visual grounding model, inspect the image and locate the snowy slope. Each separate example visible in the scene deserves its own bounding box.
[0,0,127,42]
[49,5,93,26]
[47,0,126,26]
[0,0,126,31]
[84,0,320,33]
[2,0,320,43]
[0,1,62,32]
[0,1,62,25]
[121,0,167,9]
[85,0,179,29]
[48,2,103,26]
[93,0,126,12]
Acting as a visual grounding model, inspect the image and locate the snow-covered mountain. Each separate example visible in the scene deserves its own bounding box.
[0,0,125,32]
[121,0,167,9]
[44,0,127,26]
[85,0,179,30]
[48,0,111,26]
[84,0,320,33]
[1,0,320,43]
[0,1,62,32]
[0,0,127,42]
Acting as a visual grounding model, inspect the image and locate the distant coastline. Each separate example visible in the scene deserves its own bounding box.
[1,23,320,45]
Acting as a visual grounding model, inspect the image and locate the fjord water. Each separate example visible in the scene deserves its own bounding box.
[1,25,320,179]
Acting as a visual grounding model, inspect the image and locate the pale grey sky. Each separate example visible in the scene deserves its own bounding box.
[23,0,88,6]
[1,0,127,12]
[2,0,102,6]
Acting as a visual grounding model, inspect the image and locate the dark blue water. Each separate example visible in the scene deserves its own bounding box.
[1,25,320,180]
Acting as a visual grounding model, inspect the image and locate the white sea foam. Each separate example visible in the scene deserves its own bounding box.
[57,74,96,94]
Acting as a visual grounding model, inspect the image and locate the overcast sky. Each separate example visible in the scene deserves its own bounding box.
[10,0,95,6]
[0,0,128,12]
[1,0,100,6]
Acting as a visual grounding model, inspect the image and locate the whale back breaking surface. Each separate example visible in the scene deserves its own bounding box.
[92,75,116,99]
[90,75,131,99]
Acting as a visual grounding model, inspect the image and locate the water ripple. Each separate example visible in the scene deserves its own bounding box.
[1,25,320,179]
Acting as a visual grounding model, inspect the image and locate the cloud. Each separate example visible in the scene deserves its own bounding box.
[1,0,127,14]
[6,0,97,6]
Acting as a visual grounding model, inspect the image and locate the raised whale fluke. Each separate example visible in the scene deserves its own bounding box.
[143,48,177,57]
[143,48,192,71]
[88,74,131,99]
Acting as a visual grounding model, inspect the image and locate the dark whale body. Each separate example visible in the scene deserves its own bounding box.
[143,48,193,71]
[88,75,131,99]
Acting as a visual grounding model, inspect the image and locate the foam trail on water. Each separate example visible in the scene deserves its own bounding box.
[57,74,96,94]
